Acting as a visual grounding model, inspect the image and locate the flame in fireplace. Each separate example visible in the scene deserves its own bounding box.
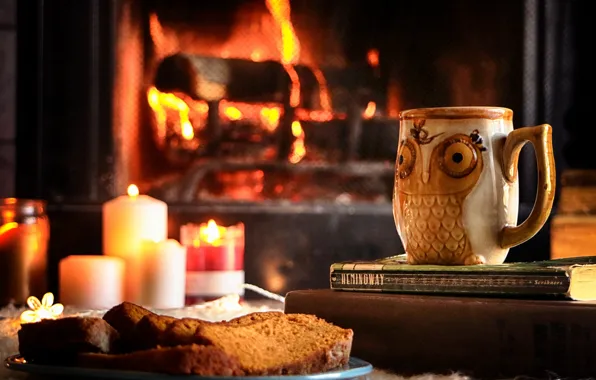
[260,107,281,132]
[289,121,306,164]
[266,0,301,107]
[147,87,195,141]
[147,0,357,163]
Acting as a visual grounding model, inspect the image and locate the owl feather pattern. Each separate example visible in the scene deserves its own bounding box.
[395,125,487,265]
[400,193,471,264]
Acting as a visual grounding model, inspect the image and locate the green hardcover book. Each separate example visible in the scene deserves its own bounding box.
[330,254,596,300]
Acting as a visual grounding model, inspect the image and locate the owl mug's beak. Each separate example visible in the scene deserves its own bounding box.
[422,172,430,184]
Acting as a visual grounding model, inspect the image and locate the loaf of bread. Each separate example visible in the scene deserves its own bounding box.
[101,301,154,352]
[17,302,354,376]
[18,317,119,364]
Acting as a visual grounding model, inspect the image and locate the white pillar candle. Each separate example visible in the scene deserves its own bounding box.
[59,255,124,309]
[138,239,186,309]
[102,184,167,303]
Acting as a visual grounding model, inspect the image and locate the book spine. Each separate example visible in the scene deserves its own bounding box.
[330,270,572,296]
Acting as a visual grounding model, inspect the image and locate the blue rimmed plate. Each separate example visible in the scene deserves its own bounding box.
[4,355,373,380]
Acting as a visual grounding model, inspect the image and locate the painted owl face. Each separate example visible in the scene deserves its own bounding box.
[396,130,486,195]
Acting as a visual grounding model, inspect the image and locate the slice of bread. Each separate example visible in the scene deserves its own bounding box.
[78,344,244,376]
[195,312,353,375]
[18,317,119,364]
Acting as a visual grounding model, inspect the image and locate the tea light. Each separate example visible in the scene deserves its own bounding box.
[59,255,124,309]
[102,184,167,303]
[138,239,186,309]
[181,220,245,304]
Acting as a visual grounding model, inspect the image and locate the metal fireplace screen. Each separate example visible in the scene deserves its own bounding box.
[113,0,397,204]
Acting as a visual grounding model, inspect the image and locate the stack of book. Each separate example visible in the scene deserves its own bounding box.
[284,255,596,378]
[329,254,596,300]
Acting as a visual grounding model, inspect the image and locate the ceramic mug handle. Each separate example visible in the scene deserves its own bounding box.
[500,124,556,249]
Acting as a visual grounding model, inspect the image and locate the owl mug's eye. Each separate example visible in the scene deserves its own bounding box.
[397,140,416,179]
[438,138,478,178]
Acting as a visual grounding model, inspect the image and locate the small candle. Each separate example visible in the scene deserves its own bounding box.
[138,239,186,309]
[103,184,167,303]
[59,255,124,309]
[181,220,245,304]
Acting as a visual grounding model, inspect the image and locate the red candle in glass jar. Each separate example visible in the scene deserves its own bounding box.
[181,220,245,305]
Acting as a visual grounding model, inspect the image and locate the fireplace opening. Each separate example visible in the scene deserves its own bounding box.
[114,0,399,205]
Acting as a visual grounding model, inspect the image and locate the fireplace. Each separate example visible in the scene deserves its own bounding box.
[15,0,582,297]
[115,0,397,205]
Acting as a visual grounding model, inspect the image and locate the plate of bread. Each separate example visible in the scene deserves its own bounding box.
[5,302,372,379]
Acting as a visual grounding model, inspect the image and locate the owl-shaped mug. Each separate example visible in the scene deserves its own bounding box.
[393,106,555,265]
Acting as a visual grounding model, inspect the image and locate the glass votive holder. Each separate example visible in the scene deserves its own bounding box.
[180,219,244,305]
[0,198,49,306]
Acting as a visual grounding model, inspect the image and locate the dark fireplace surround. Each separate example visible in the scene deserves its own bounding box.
[14,0,589,298]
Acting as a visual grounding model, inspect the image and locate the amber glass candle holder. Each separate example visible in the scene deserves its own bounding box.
[0,198,49,306]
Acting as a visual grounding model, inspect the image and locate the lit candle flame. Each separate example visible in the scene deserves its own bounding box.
[127,184,139,197]
[20,292,64,324]
[200,219,226,245]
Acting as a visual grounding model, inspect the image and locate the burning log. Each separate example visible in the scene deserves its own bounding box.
[153,53,380,111]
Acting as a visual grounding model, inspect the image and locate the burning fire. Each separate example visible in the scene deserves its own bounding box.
[146,0,357,164]
[147,87,196,142]
[289,121,306,164]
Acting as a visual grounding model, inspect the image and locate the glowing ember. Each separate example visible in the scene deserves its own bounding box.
[260,107,281,131]
[363,101,376,119]
[367,49,380,68]
[224,106,243,121]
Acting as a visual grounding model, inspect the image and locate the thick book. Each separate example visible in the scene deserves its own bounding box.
[285,289,596,378]
[330,254,596,300]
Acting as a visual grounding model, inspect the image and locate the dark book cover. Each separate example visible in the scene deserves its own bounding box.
[330,255,596,300]
[285,289,596,379]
